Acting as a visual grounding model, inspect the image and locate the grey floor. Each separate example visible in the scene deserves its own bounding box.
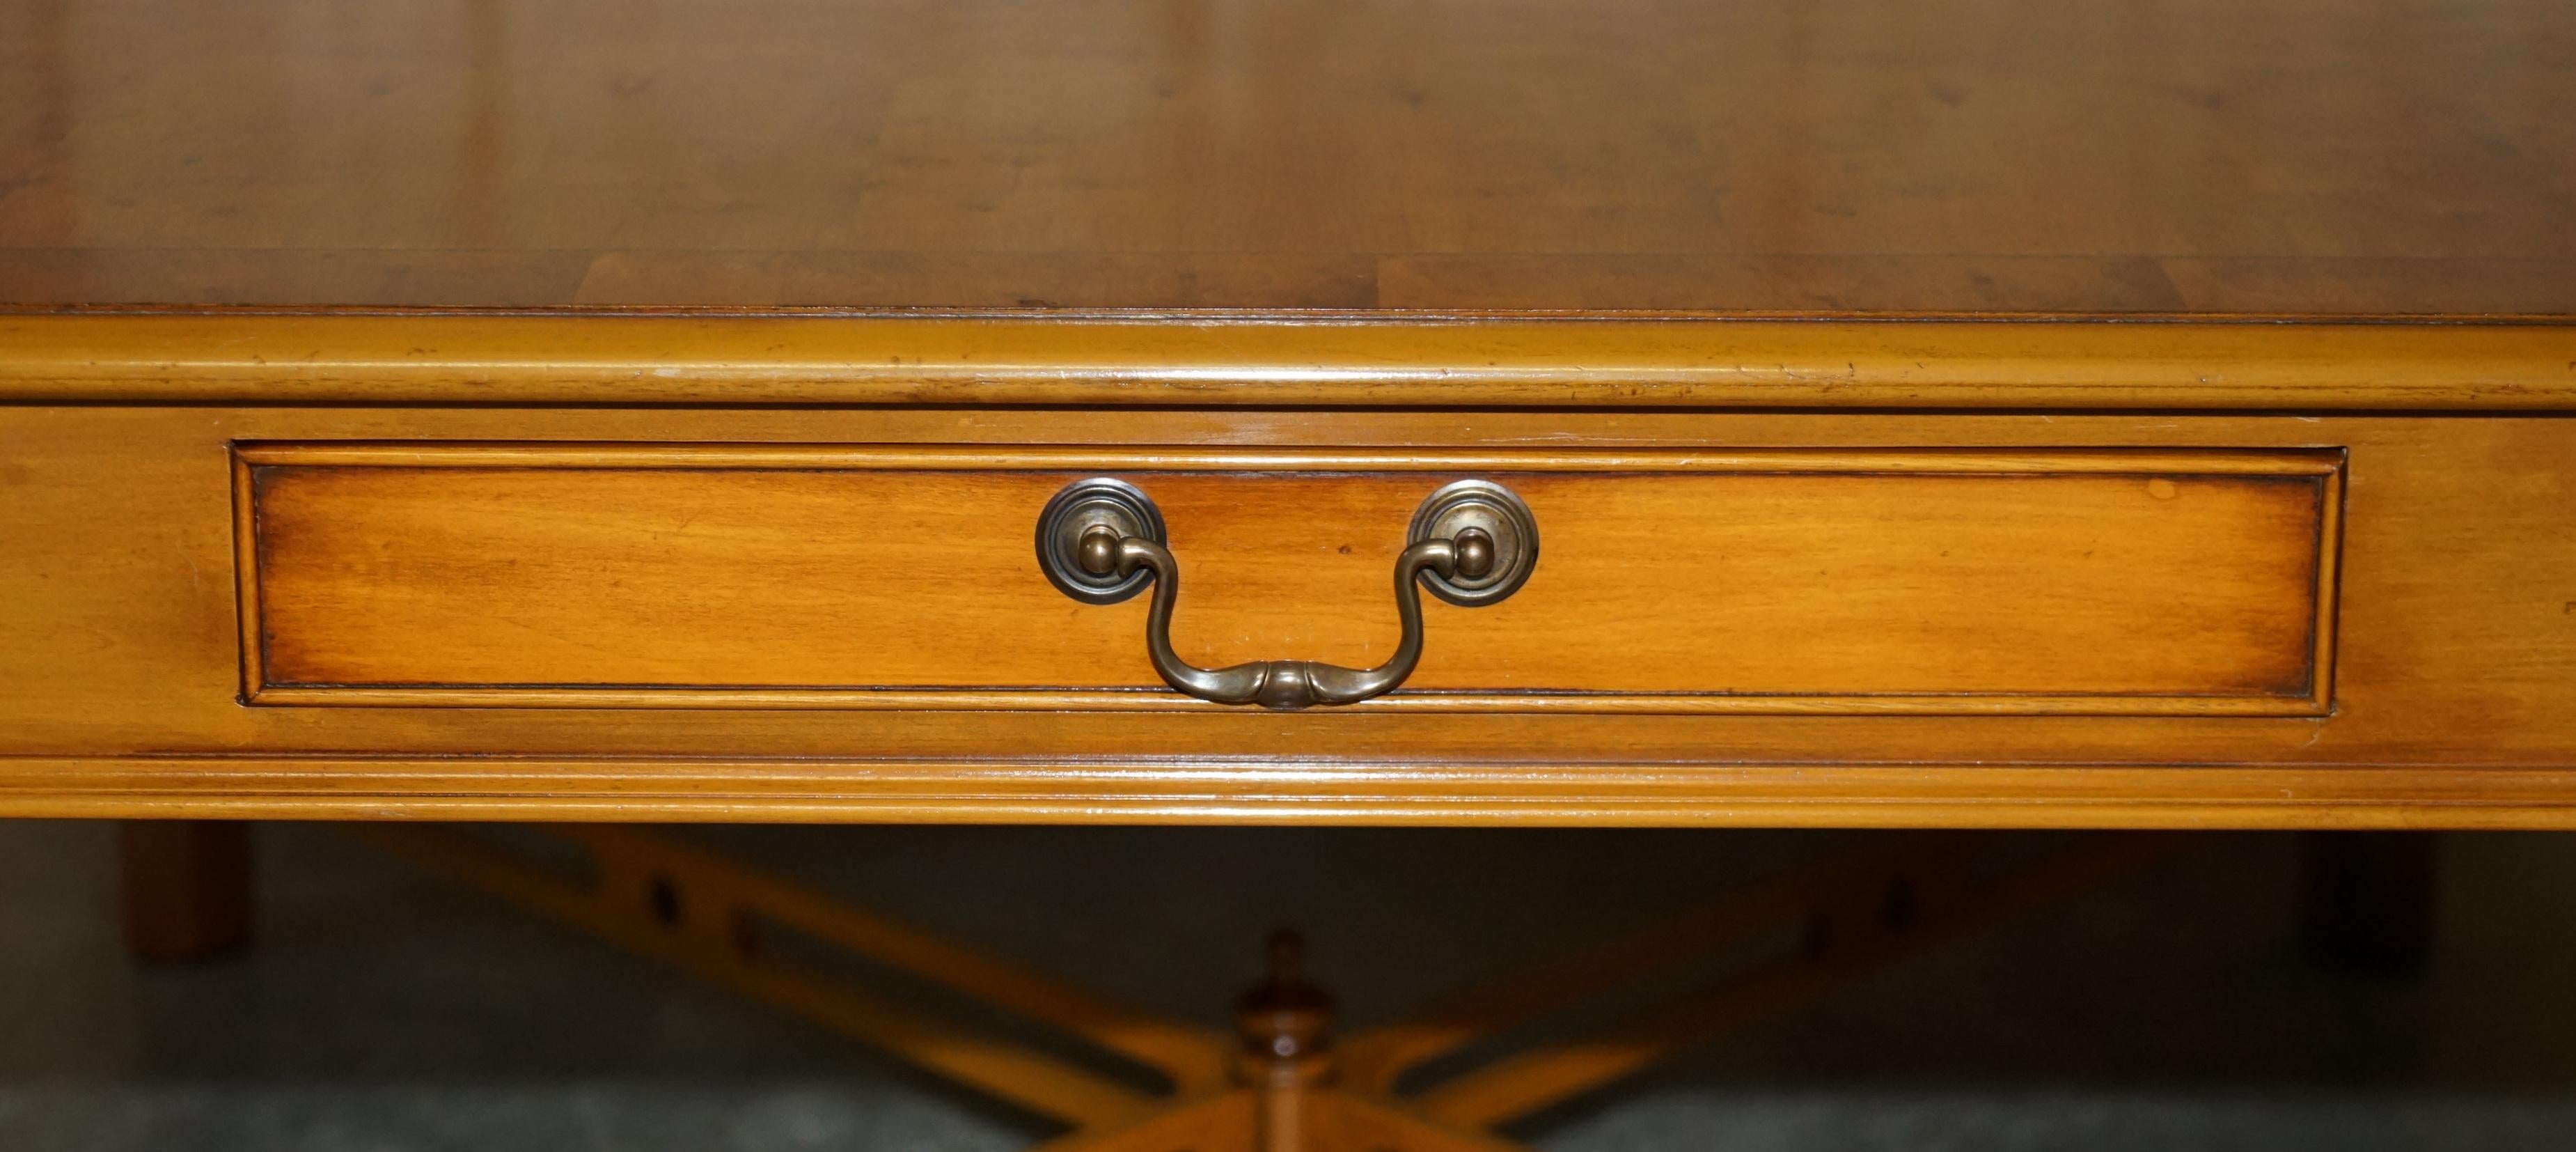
[3,822,2575,1150]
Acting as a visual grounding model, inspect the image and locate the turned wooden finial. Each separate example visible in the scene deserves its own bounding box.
[1234,928,1335,1067]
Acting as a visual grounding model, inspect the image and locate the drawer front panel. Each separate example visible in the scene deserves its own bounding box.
[238,444,2340,715]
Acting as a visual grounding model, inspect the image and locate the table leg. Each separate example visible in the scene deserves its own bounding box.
[120,820,253,965]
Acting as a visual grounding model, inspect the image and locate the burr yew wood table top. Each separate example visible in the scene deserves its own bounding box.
[2,0,2573,827]
[4,0,2573,315]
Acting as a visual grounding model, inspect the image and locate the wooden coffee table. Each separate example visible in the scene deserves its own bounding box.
[5,1,2572,1147]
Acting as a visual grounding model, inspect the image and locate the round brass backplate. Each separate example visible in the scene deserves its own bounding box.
[1036,477,1166,604]
[1407,479,1539,607]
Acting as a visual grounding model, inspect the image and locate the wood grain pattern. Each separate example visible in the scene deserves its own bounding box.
[8,759,2576,830]
[2,403,2571,826]
[5,0,2572,833]
[3,0,2573,314]
[5,314,2576,410]
[238,444,2341,715]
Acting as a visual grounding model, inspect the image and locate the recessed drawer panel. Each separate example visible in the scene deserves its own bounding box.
[236,444,2341,715]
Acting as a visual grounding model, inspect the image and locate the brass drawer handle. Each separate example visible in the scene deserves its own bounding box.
[1036,478,1537,709]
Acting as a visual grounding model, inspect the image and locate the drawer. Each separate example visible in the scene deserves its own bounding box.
[236,443,2341,716]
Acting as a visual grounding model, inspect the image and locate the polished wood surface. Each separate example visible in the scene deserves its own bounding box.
[240,444,2337,715]
[3,1,2573,830]
[7,314,2576,410]
[5,401,2573,826]
[3,0,2572,314]
[17,761,2576,829]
